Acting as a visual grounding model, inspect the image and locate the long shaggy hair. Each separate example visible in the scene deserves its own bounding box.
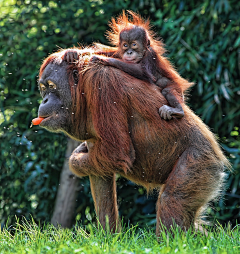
[38,48,230,232]
[39,48,230,176]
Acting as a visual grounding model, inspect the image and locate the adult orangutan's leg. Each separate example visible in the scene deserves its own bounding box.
[89,174,119,232]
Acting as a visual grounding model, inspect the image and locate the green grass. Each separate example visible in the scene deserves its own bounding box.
[0,219,239,254]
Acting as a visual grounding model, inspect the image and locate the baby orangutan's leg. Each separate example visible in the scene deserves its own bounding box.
[159,87,184,120]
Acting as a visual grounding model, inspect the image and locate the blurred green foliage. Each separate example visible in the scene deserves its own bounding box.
[0,0,239,229]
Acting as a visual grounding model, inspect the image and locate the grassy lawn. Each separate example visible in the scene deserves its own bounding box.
[0,220,239,254]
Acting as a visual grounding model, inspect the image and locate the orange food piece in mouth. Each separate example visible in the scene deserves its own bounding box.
[32,117,45,125]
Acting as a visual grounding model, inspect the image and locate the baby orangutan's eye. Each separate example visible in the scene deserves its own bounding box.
[131,41,138,49]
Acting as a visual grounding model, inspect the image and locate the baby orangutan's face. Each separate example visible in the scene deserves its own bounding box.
[120,40,145,63]
[119,27,149,63]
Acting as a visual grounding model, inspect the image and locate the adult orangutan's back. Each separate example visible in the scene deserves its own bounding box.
[36,50,229,235]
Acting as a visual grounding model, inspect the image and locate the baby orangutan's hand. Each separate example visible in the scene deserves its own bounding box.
[90,56,109,65]
[63,49,79,63]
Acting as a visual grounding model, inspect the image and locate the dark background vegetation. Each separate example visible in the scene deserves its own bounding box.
[1,0,239,229]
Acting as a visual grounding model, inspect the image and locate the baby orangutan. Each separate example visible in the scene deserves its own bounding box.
[64,11,193,120]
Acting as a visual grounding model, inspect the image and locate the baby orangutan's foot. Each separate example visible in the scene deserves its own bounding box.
[159,105,184,120]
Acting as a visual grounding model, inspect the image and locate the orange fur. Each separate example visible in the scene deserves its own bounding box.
[39,47,229,235]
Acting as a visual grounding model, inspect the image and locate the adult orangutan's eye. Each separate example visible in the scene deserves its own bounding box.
[48,81,57,89]
[39,83,46,91]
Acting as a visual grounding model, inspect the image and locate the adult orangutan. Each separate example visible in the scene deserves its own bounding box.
[34,48,229,236]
